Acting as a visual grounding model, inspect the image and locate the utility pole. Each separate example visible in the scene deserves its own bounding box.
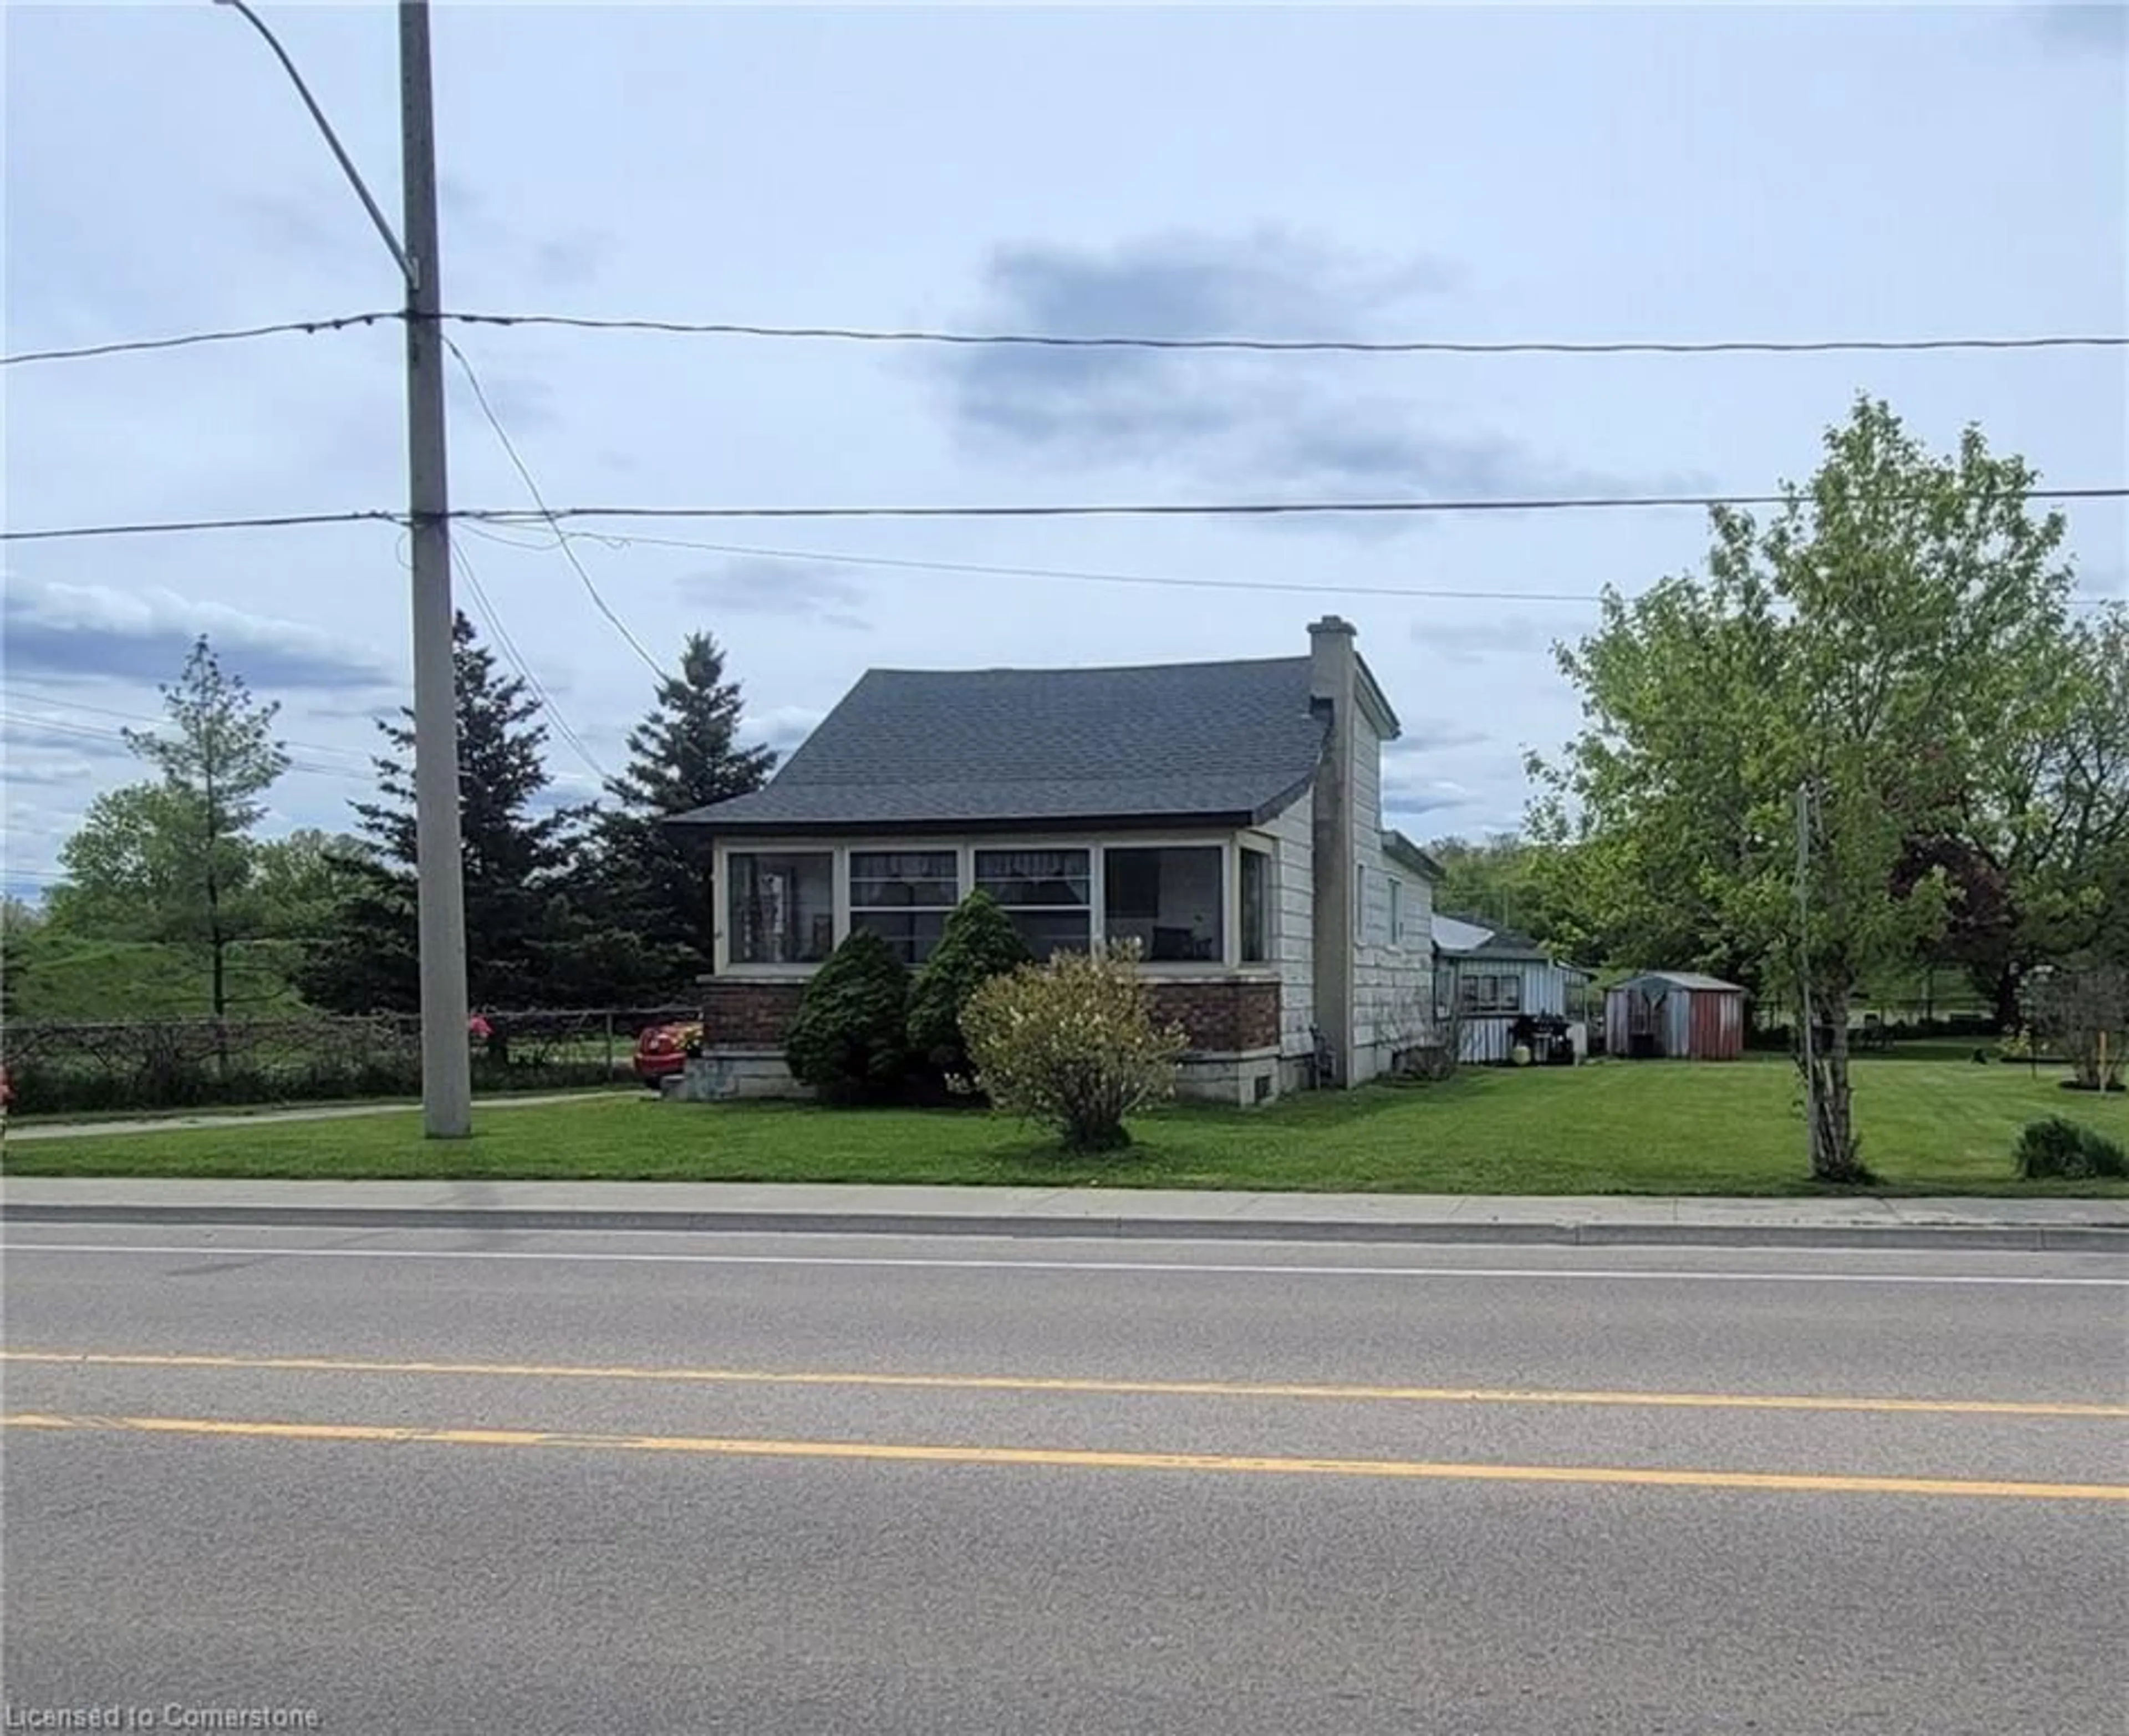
[217,0,470,1136]
[398,0,472,1137]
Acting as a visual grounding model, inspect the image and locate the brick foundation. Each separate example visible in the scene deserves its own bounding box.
[695,974,1281,1069]
[697,978,808,1047]
[1147,978,1281,1055]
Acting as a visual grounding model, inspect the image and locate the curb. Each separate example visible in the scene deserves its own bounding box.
[5,1202,2126,1253]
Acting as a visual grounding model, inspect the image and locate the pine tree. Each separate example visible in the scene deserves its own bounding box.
[585,630,776,989]
[299,612,586,1014]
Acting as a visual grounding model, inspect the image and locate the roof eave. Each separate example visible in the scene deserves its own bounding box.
[663,810,1268,842]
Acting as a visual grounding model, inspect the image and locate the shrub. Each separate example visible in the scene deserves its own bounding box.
[906,892,1032,1087]
[959,941,1187,1153]
[784,929,912,1104]
[2013,1115,2128,1181]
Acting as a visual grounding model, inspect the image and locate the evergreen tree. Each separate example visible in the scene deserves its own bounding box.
[585,631,777,989]
[299,612,587,1014]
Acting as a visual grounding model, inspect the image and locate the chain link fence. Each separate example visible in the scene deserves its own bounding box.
[0,1005,701,1117]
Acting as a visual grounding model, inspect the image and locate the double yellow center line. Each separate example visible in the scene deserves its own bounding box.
[6,1349,2122,1503]
[3,1411,2122,1502]
[6,1348,2123,1419]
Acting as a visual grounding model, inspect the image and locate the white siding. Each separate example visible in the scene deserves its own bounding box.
[1252,793,1316,1060]
[1447,959,1575,1064]
[1348,716,1437,1082]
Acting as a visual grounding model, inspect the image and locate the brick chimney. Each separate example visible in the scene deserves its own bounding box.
[1308,616,1358,1085]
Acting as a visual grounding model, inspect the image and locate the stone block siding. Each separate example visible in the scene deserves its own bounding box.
[1147,978,1280,1055]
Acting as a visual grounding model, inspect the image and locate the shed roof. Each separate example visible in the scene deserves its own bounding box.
[1616,970,1746,994]
[1431,912,1556,962]
[666,656,1330,836]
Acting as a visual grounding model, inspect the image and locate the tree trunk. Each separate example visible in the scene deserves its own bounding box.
[1801,982,1870,1184]
[1991,964,2021,1036]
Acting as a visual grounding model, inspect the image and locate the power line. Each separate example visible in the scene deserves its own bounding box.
[8,485,2125,545]
[445,531,610,784]
[441,334,666,679]
[8,308,2117,370]
[460,486,2129,526]
[443,310,2129,358]
[1,686,378,767]
[464,522,1610,605]
[465,520,2127,612]
[0,510,398,543]
[0,311,399,369]
[0,708,371,784]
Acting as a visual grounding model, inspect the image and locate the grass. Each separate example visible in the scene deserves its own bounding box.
[4,935,309,1020]
[7,1052,2125,1196]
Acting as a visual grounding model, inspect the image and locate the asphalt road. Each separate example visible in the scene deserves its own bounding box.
[3,1225,2125,1735]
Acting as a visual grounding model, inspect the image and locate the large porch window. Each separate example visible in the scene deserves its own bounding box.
[727,852,834,965]
[849,850,960,964]
[1104,845,1223,963]
[975,848,1092,959]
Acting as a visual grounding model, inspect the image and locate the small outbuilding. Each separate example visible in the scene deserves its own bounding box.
[1604,971,1747,1061]
[1432,914,1593,1066]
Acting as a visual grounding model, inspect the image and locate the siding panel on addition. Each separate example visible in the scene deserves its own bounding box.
[1255,795,1316,1060]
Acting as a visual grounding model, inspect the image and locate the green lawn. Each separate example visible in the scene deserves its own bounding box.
[7,1053,2123,1195]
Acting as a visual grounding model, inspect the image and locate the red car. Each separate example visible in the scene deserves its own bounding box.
[632,1020,702,1087]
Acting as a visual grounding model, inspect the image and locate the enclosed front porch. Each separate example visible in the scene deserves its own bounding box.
[697,831,1292,1105]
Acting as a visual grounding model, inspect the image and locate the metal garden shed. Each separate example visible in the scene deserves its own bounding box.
[1604,971,1747,1061]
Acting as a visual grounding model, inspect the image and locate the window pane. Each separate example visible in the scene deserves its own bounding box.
[1104,846,1223,963]
[848,908,949,966]
[975,849,1090,908]
[849,851,958,909]
[1240,849,1269,964]
[727,852,834,965]
[1007,908,1093,960]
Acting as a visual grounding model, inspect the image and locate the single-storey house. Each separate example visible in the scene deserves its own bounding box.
[1430,913,1593,1064]
[664,617,1443,1104]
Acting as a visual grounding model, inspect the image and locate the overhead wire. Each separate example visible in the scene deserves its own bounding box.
[0,707,373,784]
[12,485,2125,544]
[0,310,400,369]
[442,530,610,785]
[458,520,1612,606]
[1,686,379,767]
[440,333,666,679]
[464,521,2127,613]
[444,310,2129,358]
[9,308,2121,370]
[455,485,2129,526]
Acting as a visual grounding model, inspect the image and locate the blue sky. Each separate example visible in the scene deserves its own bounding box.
[5,1,2125,901]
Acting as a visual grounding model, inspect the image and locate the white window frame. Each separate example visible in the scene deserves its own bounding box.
[973,844,1096,959]
[846,844,963,967]
[1456,969,1523,1016]
[1237,842,1274,966]
[1101,837,1231,969]
[715,841,838,976]
[1388,877,1405,951]
[717,832,1258,976]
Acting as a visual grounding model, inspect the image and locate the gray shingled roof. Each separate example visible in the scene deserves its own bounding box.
[667,656,1329,836]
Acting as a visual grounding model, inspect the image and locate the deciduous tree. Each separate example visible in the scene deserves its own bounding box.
[1532,398,2075,1182]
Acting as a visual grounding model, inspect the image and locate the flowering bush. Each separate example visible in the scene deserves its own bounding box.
[959,941,1187,1153]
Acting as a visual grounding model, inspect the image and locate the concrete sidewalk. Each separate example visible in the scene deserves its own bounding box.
[4,1091,638,1142]
[3,1175,2126,1251]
